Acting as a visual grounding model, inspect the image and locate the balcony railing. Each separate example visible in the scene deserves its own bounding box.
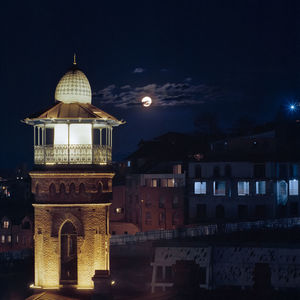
[34,144,112,165]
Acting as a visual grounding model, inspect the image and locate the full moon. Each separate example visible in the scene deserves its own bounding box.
[141,96,152,107]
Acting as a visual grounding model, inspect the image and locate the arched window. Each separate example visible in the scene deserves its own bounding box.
[49,183,56,196]
[60,183,66,194]
[79,183,85,194]
[69,183,76,194]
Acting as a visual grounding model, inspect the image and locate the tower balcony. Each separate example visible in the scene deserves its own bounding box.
[34,144,112,165]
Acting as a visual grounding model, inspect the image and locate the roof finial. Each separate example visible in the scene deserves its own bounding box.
[73,53,77,65]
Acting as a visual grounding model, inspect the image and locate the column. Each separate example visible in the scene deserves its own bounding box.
[34,125,36,146]
[91,123,94,163]
[37,127,40,146]
[68,123,70,164]
[106,128,108,163]
[111,127,113,147]
[43,124,46,164]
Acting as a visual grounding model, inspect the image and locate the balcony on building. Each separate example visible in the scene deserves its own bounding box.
[24,102,124,165]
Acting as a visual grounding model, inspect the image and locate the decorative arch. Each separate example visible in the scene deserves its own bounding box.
[79,183,85,194]
[49,183,56,196]
[51,212,84,237]
[59,183,66,194]
[69,183,76,194]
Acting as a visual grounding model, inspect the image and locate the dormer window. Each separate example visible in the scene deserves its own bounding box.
[3,221,9,229]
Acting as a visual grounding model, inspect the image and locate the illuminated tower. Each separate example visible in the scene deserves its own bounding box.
[24,58,124,289]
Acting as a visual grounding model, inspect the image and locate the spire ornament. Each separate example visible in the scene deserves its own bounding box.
[73,53,77,65]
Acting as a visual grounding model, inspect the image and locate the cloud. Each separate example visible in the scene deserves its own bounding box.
[133,67,145,73]
[93,81,223,108]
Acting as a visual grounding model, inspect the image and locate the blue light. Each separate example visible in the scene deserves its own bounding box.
[290,104,296,110]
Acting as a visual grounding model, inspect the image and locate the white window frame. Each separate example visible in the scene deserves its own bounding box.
[289,179,299,196]
[238,181,250,196]
[194,181,207,194]
[255,181,266,195]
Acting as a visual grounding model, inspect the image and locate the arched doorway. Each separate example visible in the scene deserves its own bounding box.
[60,221,77,284]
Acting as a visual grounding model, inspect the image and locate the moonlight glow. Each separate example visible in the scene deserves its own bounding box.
[141,96,152,107]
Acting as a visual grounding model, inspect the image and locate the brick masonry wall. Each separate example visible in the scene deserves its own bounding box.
[31,170,112,288]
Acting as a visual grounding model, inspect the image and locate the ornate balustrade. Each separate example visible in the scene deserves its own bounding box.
[34,144,112,165]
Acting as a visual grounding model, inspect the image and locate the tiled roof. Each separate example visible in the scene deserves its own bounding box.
[25,102,124,123]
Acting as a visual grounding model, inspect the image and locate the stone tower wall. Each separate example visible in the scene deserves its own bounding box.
[31,171,112,289]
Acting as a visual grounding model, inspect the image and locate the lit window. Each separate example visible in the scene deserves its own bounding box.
[256,181,266,195]
[194,182,206,194]
[289,179,299,196]
[7,235,11,243]
[54,124,68,145]
[3,221,9,229]
[1,235,5,243]
[69,124,92,145]
[213,181,226,196]
[238,181,249,196]
[152,179,158,187]
[127,161,131,167]
[115,208,123,214]
[16,235,19,243]
[167,179,174,187]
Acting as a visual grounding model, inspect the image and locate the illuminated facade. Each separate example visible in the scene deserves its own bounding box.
[24,59,124,289]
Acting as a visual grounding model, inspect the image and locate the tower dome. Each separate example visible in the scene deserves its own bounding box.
[54,60,92,104]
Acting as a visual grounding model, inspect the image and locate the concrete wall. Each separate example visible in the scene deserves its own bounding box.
[151,245,300,292]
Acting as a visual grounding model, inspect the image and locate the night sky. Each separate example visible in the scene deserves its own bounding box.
[0,0,299,169]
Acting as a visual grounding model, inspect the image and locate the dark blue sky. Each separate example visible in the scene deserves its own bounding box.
[0,0,299,168]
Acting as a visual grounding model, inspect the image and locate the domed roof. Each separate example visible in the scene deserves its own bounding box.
[54,64,92,104]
